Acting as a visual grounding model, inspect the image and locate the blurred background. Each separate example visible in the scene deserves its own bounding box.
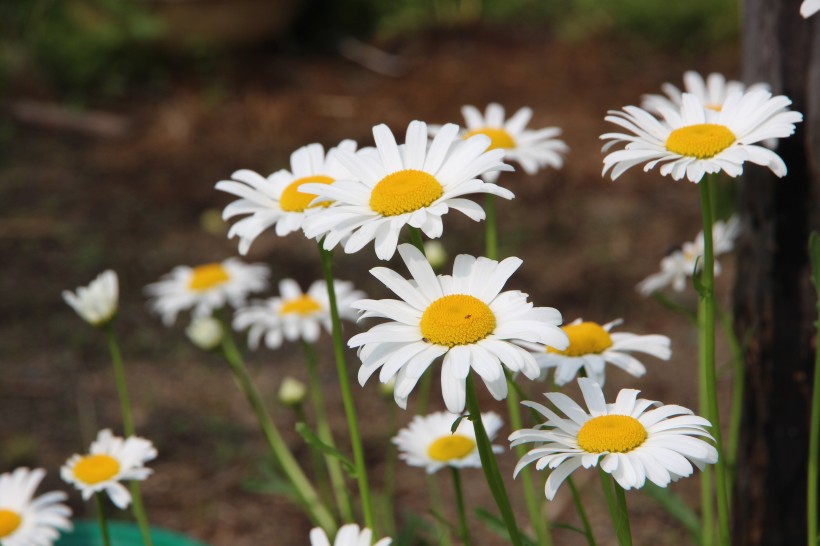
[1,0,742,544]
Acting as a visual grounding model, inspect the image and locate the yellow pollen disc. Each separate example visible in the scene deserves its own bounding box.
[577,415,647,453]
[548,322,613,357]
[665,123,736,159]
[189,263,230,291]
[73,454,121,485]
[464,127,516,150]
[279,175,334,212]
[280,295,322,315]
[428,434,476,462]
[369,169,443,217]
[420,294,496,347]
[0,509,22,538]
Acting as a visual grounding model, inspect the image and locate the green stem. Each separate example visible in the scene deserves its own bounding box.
[95,493,112,546]
[465,374,522,546]
[719,307,744,500]
[317,242,376,532]
[505,373,552,546]
[451,467,472,546]
[219,328,336,533]
[598,469,632,546]
[302,341,354,522]
[807,231,820,546]
[567,477,597,546]
[698,176,730,545]
[382,402,398,537]
[427,474,454,546]
[293,404,332,507]
[104,326,153,546]
[408,226,426,255]
[485,194,497,260]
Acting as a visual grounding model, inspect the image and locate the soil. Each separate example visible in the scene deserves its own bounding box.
[1,25,740,546]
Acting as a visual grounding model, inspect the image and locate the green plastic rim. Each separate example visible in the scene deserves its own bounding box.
[55,520,210,546]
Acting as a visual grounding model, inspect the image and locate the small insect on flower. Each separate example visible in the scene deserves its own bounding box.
[61,429,157,509]
[145,258,269,325]
[393,411,503,474]
[509,378,717,500]
[62,270,119,327]
[0,467,72,546]
[310,524,392,546]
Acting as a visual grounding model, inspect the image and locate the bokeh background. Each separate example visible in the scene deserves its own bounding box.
[1,1,742,544]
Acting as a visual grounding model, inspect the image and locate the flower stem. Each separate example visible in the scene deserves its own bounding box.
[104,325,153,546]
[485,194,497,260]
[219,326,336,533]
[598,469,632,546]
[95,493,112,546]
[807,231,820,546]
[408,226,426,255]
[451,467,472,546]
[427,474,454,546]
[505,372,552,546]
[317,242,376,532]
[465,374,522,546]
[719,307,744,501]
[567,477,596,546]
[302,340,355,522]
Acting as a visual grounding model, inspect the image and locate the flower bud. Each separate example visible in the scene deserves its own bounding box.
[186,316,223,350]
[423,241,448,270]
[278,377,307,407]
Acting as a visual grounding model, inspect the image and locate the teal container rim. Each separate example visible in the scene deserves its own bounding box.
[55,519,210,546]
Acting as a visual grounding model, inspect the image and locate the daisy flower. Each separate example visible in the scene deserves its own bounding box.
[509,377,718,500]
[145,258,269,325]
[309,524,391,546]
[61,429,157,509]
[349,243,569,413]
[233,278,364,349]
[62,270,119,327]
[802,0,820,17]
[301,120,514,261]
[216,140,358,255]
[523,318,671,386]
[0,468,72,546]
[602,90,802,182]
[393,411,503,474]
[642,71,769,119]
[638,216,740,296]
[443,103,568,182]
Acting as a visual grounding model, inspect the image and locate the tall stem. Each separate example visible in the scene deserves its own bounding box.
[719,307,744,501]
[408,226,426,255]
[698,176,730,545]
[104,326,153,546]
[598,470,632,546]
[567,477,597,546]
[427,475,454,546]
[485,194,497,259]
[317,242,376,532]
[302,341,354,522]
[465,374,522,546]
[95,493,112,546]
[219,328,336,533]
[807,232,820,546]
[451,467,473,546]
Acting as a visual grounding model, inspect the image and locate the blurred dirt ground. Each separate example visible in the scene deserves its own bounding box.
[1,26,740,545]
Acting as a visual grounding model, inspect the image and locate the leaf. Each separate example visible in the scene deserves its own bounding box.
[651,292,697,324]
[295,422,357,477]
[550,523,587,536]
[474,508,537,546]
[242,462,296,499]
[426,509,457,533]
[642,482,701,543]
[691,256,707,297]
[450,415,466,433]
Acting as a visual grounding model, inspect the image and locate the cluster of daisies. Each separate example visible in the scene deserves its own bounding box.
[43,66,805,546]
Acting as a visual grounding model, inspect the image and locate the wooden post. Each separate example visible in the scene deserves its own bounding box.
[734,2,819,544]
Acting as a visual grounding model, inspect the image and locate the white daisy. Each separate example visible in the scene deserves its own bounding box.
[62,270,119,327]
[61,429,157,509]
[393,411,503,474]
[442,103,568,182]
[301,120,514,260]
[145,258,269,325]
[523,318,671,386]
[602,90,802,182]
[233,278,364,349]
[216,140,358,255]
[637,216,740,296]
[509,377,718,500]
[349,243,569,413]
[309,524,391,546]
[642,71,769,119]
[802,0,820,17]
[0,468,72,546]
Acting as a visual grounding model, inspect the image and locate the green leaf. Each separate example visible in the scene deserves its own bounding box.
[295,422,357,477]
[692,256,706,297]
[550,523,587,536]
[642,482,701,543]
[651,292,697,324]
[426,509,457,532]
[474,508,537,546]
[242,462,296,499]
[450,415,466,433]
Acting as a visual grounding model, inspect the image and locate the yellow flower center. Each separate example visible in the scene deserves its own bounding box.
[0,509,21,538]
[188,263,230,291]
[548,322,613,357]
[420,294,496,347]
[577,415,647,453]
[369,169,443,217]
[280,295,322,316]
[464,127,516,150]
[665,123,736,159]
[280,175,334,212]
[428,434,476,462]
[73,454,121,485]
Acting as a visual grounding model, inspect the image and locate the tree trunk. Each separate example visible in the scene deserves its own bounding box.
[734,2,819,545]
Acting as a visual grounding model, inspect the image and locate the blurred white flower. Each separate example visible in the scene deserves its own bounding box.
[62,270,119,327]
[185,316,224,350]
[801,0,820,17]
[0,467,72,546]
[310,524,391,546]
